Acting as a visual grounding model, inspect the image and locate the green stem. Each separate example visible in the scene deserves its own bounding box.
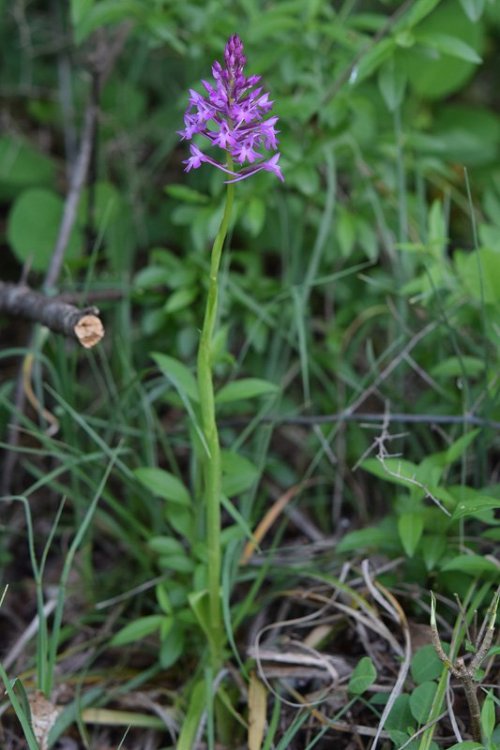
[197,174,235,667]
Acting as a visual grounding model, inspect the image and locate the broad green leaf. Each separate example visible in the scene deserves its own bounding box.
[414,454,444,487]
[159,616,174,641]
[110,615,163,646]
[409,681,438,723]
[152,352,199,403]
[155,583,172,615]
[145,15,186,53]
[411,645,445,684]
[455,247,500,304]
[480,690,495,741]
[0,136,56,196]
[422,534,447,570]
[142,309,168,336]
[483,528,500,541]
[398,512,424,557]
[358,219,378,261]
[446,743,484,750]
[289,164,320,197]
[221,451,259,496]
[337,208,356,258]
[158,555,194,573]
[387,731,413,749]
[450,487,500,520]
[378,58,407,111]
[159,621,185,669]
[164,287,198,314]
[441,555,499,576]
[337,520,401,555]
[348,657,377,695]
[165,184,209,204]
[168,507,194,540]
[70,0,94,27]
[353,38,396,84]
[427,199,447,257]
[242,196,266,237]
[384,694,415,732]
[431,356,485,379]
[426,105,500,167]
[361,457,423,492]
[188,590,212,642]
[148,536,186,556]
[134,467,191,506]
[361,457,419,481]
[400,3,483,99]
[7,188,82,271]
[216,378,279,404]
[394,30,415,48]
[445,429,480,464]
[73,0,144,43]
[417,32,482,63]
[401,0,441,28]
[480,222,500,248]
[458,0,485,22]
[134,265,171,289]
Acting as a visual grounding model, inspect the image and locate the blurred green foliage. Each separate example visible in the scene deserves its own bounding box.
[1,0,499,746]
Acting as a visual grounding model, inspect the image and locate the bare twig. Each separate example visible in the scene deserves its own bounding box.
[222,410,500,432]
[362,561,412,750]
[430,589,500,743]
[43,101,96,293]
[370,406,451,515]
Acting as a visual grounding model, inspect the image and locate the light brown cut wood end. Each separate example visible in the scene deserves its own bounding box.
[74,314,105,348]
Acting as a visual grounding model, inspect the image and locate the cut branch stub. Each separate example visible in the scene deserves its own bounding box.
[0,282,105,348]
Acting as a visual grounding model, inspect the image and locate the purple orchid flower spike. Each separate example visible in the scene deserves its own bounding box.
[179,35,284,183]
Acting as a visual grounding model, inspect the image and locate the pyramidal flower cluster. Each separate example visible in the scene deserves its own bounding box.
[179,35,283,183]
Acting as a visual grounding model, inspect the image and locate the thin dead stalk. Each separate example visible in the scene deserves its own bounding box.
[431,589,500,743]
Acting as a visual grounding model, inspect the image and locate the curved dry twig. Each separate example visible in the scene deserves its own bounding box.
[361,560,412,750]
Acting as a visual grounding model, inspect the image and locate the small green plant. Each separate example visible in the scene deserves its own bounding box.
[338,427,500,596]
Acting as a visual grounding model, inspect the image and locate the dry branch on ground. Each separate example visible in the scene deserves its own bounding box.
[0,282,104,348]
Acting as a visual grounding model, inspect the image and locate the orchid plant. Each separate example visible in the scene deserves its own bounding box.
[178,35,283,671]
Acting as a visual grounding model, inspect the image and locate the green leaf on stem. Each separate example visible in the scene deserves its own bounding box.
[110,615,164,646]
[440,555,499,576]
[417,32,482,63]
[398,512,424,557]
[221,451,259,495]
[459,0,485,21]
[480,690,495,740]
[348,656,377,695]
[409,681,438,723]
[216,378,279,404]
[152,353,199,403]
[134,467,192,506]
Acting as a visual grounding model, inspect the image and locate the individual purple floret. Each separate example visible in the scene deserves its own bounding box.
[179,35,283,183]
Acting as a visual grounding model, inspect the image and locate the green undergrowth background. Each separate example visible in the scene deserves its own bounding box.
[0,0,499,748]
